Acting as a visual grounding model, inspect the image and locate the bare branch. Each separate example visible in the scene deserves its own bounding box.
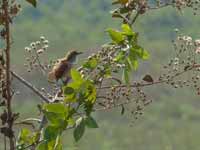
[11,71,50,103]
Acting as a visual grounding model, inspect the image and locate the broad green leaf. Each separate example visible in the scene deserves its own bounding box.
[73,117,85,142]
[25,0,37,7]
[71,68,83,82]
[44,112,66,127]
[18,128,32,144]
[107,28,125,44]
[64,93,76,102]
[85,116,98,128]
[43,103,67,114]
[44,126,60,141]
[122,24,133,36]
[63,86,76,102]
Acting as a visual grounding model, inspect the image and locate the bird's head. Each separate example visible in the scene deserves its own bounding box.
[66,50,83,63]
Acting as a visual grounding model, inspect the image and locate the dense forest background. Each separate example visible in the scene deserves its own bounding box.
[2,0,200,149]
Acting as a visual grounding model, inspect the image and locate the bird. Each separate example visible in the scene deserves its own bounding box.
[48,50,82,84]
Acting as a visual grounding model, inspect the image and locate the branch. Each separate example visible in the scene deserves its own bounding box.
[2,0,15,148]
[11,71,50,103]
[131,11,140,25]
[95,64,199,111]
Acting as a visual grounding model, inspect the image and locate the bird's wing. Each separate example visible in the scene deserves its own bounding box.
[48,60,71,82]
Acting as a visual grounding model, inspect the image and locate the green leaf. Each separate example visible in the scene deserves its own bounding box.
[71,68,83,82]
[85,81,96,103]
[122,68,129,84]
[133,45,149,60]
[44,112,66,127]
[121,24,133,36]
[132,60,138,70]
[25,0,37,7]
[36,141,48,150]
[18,128,32,144]
[141,50,150,60]
[85,116,98,128]
[83,57,98,69]
[43,103,69,127]
[44,126,60,141]
[113,51,125,62]
[43,103,67,114]
[107,28,125,44]
[73,117,85,142]
[63,86,75,95]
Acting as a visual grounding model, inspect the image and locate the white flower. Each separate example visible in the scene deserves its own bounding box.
[37,49,44,54]
[43,40,49,45]
[40,36,45,41]
[195,47,200,54]
[30,42,36,47]
[36,41,41,45]
[195,39,200,46]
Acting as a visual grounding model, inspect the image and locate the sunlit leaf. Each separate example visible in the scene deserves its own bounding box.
[71,68,83,82]
[114,51,125,62]
[36,141,48,150]
[141,50,150,60]
[83,57,98,69]
[43,103,67,114]
[107,28,125,44]
[122,24,133,36]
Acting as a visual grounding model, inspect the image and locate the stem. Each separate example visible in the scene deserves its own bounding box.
[131,11,140,26]
[2,0,15,149]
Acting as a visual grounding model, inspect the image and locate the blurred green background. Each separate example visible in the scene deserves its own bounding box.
[2,0,200,149]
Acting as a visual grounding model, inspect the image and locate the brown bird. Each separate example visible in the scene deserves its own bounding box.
[48,50,82,84]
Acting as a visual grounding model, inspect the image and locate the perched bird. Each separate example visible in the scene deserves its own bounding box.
[48,50,82,84]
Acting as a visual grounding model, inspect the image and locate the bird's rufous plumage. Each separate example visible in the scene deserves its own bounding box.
[48,50,82,83]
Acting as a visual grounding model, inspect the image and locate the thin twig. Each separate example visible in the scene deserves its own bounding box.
[11,71,50,103]
[131,11,140,25]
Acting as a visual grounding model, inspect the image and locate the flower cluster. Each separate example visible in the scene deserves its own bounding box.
[24,36,50,73]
